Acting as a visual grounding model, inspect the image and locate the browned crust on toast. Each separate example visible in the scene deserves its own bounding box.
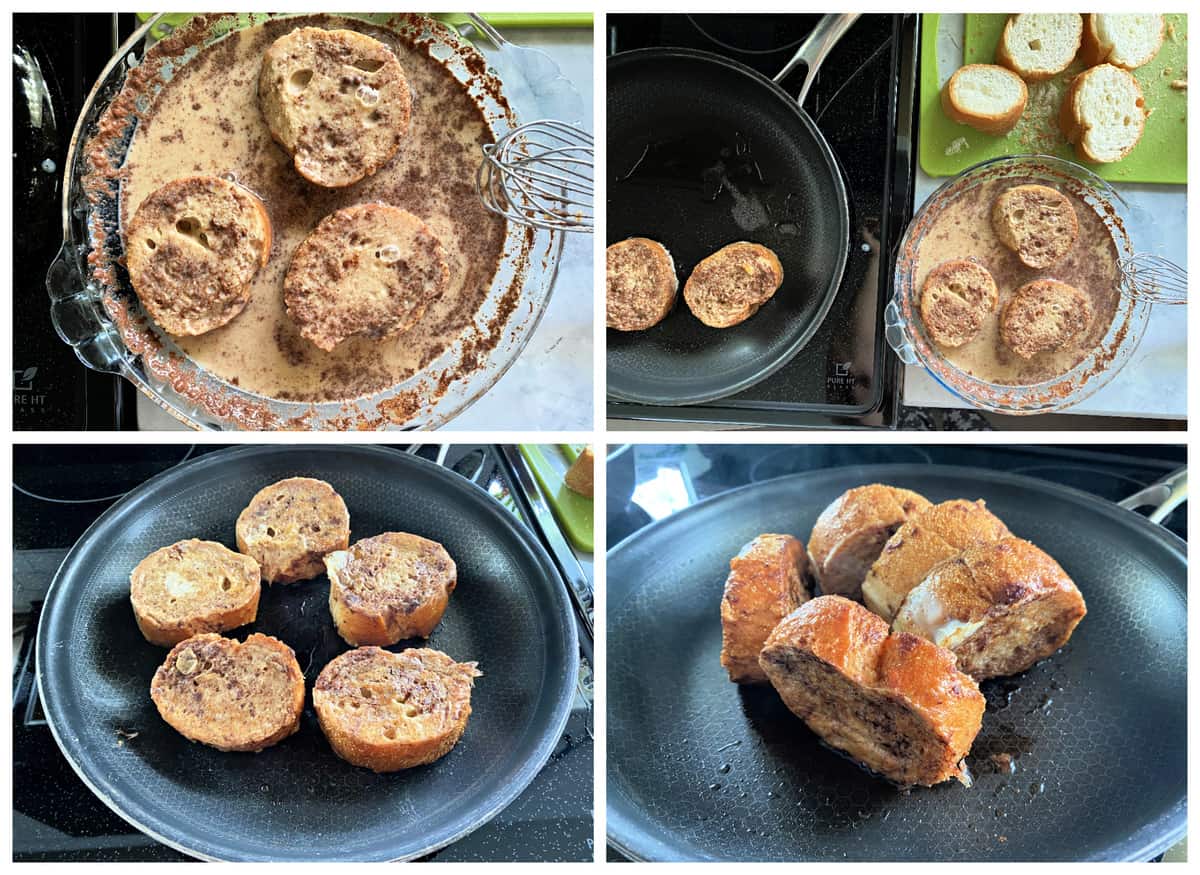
[719,534,814,684]
[313,646,481,771]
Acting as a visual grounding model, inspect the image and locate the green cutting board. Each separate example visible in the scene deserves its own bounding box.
[518,445,594,554]
[919,13,1187,183]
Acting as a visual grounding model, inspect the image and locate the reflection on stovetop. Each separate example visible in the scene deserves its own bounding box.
[607,445,1187,547]
[13,444,592,862]
[607,13,915,426]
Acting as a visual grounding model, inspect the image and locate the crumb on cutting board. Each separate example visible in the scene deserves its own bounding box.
[944,136,970,156]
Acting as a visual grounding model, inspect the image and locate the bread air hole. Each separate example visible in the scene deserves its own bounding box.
[266,526,276,537]
[221,577,232,591]
[288,68,314,94]
[1028,39,1042,51]
[351,57,385,73]
[146,238,157,250]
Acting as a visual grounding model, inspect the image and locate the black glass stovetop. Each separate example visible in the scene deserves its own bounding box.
[13,444,593,862]
[607,14,917,428]
[13,13,141,430]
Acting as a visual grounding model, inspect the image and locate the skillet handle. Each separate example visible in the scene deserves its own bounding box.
[1117,467,1187,525]
[772,13,859,106]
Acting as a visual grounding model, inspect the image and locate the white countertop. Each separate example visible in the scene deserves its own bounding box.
[903,15,1187,420]
[139,27,594,431]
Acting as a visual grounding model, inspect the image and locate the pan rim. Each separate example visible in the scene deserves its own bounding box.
[35,444,580,862]
[605,46,851,406]
[606,463,1186,861]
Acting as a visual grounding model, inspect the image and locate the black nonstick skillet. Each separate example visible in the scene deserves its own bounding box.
[607,15,856,405]
[36,445,579,861]
[607,465,1186,861]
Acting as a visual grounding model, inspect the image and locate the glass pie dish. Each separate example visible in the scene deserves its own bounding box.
[46,13,582,430]
[886,154,1150,415]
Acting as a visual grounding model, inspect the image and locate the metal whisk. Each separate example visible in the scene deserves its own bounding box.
[1119,253,1188,305]
[478,119,594,233]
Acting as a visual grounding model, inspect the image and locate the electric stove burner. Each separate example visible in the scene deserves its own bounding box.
[685,14,818,56]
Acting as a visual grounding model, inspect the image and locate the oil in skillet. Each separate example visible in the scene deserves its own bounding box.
[615,130,805,238]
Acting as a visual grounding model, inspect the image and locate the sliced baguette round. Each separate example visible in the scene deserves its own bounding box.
[808,485,933,601]
[919,259,998,348]
[1000,279,1092,360]
[1059,63,1148,164]
[259,27,412,188]
[326,532,457,647]
[719,533,813,684]
[1080,14,1165,70]
[683,241,784,329]
[564,445,595,498]
[990,184,1079,269]
[996,13,1083,82]
[861,499,1011,623]
[314,646,481,771]
[941,64,1028,135]
[130,539,262,647]
[284,203,450,352]
[894,537,1087,681]
[125,175,271,336]
[236,477,351,584]
[150,632,305,752]
[759,596,985,787]
[606,238,679,331]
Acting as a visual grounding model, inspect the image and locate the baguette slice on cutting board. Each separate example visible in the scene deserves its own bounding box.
[518,444,594,553]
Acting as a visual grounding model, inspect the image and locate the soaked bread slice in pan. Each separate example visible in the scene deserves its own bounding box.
[760,595,985,787]
[683,241,784,328]
[861,499,1011,622]
[150,632,305,752]
[236,477,351,583]
[314,646,481,771]
[326,531,457,646]
[808,485,933,601]
[893,536,1087,681]
[130,538,261,647]
[606,237,679,331]
[259,27,412,188]
[719,533,813,684]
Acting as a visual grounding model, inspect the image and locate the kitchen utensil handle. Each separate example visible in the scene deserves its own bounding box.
[45,243,130,376]
[773,13,859,106]
[466,12,510,47]
[1118,467,1187,525]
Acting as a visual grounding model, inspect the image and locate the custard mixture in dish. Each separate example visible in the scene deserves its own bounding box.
[118,16,507,403]
[914,177,1120,386]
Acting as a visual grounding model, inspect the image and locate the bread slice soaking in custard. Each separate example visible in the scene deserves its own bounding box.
[284,204,450,352]
[125,175,271,336]
[259,27,412,188]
